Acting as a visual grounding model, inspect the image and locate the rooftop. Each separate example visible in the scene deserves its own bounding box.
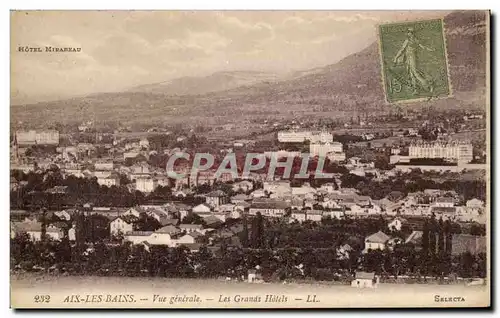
[365,231,390,243]
[206,190,227,197]
[250,201,290,210]
[435,197,455,203]
[155,225,181,234]
[180,224,203,229]
[431,207,456,214]
[355,272,375,280]
[125,231,153,236]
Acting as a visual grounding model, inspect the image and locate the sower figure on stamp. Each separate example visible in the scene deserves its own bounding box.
[393,27,435,95]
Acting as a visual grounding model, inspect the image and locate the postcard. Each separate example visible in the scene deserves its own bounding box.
[10,10,490,308]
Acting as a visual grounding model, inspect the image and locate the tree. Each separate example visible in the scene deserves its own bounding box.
[134,213,162,231]
[241,216,249,248]
[422,219,430,257]
[444,219,453,257]
[181,213,206,225]
[83,214,111,242]
[428,215,438,257]
[437,218,445,255]
[251,212,264,248]
[40,208,47,242]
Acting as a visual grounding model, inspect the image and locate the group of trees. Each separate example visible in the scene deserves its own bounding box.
[147,133,211,154]
[11,169,147,209]
[360,247,486,280]
[422,216,453,257]
[11,169,209,210]
[340,170,486,202]
[10,204,487,282]
[10,231,486,282]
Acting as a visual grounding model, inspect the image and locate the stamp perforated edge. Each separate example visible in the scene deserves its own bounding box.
[377,17,454,105]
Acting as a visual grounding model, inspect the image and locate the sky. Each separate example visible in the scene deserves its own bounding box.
[11,10,448,104]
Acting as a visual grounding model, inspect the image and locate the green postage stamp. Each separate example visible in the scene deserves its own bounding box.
[378,19,451,103]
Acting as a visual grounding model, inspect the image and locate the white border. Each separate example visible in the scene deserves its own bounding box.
[2,1,498,317]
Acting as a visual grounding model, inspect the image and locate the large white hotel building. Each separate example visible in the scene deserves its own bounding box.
[277,131,333,143]
[15,130,60,146]
[408,141,473,163]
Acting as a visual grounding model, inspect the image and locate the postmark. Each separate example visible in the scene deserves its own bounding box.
[378,19,452,104]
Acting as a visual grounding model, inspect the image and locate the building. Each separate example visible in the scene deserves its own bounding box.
[364,231,390,252]
[139,138,150,149]
[325,208,345,220]
[109,216,136,237]
[290,210,306,223]
[309,142,343,157]
[327,152,347,162]
[130,164,150,178]
[10,163,35,173]
[466,199,484,209]
[351,272,378,288]
[231,194,252,204]
[251,189,266,198]
[156,175,171,188]
[430,207,456,219]
[136,177,158,193]
[433,197,455,208]
[95,161,114,171]
[409,141,473,163]
[15,130,60,146]
[124,225,184,247]
[290,210,324,223]
[124,231,154,245]
[192,170,217,187]
[173,232,204,246]
[156,225,182,236]
[390,155,410,164]
[232,180,254,192]
[277,130,333,143]
[203,215,223,228]
[94,170,112,179]
[192,203,212,215]
[205,190,229,209]
[124,151,140,160]
[144,208,169,223]
[391,148,401,155]
[97,174,120,187]
[264,150,301,159]
[247,269,263,283]
[123,207,144,218]
[179,224,204,234]
[12,222,65,241]
[388,217,405,231]
[263,181,292,197]
[249,200,291,217]
[291,183,317,197]
[395,164,463,173]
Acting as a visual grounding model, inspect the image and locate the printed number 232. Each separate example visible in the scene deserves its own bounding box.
[389,78,402,93]
[34,295,50,303]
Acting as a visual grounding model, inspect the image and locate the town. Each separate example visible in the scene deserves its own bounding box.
[10,109,487,286]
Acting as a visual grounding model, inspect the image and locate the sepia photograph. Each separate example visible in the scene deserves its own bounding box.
[9,9,490,309]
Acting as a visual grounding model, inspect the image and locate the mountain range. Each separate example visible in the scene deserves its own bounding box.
[11,11,488,128]
[127,71,283,96]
